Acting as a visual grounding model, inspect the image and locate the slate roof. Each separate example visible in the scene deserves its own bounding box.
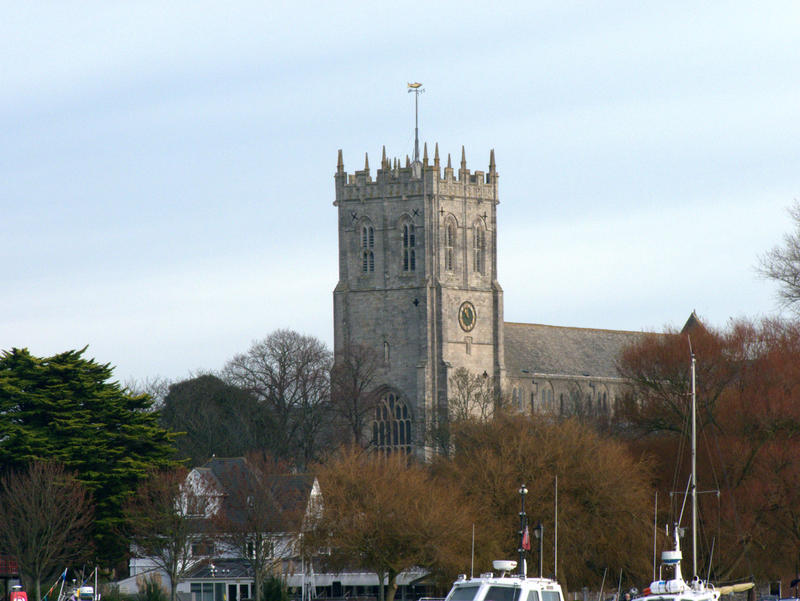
[194,457,316,530]
[503,321,650,380]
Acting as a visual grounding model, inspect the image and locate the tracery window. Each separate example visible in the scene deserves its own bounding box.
[361,225,374,273]
[372,392,412,455]
[473,224,485,274]
[444,221,456,271]
[402,223,416,272]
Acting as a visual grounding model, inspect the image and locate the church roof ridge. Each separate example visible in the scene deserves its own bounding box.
[503,320,655,336]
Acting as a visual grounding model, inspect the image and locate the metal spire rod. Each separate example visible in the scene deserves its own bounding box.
[691,350,698,580]
[407,82,424,163]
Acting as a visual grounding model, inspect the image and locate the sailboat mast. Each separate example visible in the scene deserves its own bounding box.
[691,351,698,580]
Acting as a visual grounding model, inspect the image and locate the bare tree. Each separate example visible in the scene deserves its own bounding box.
[124,375,174,409]
[222,330,332,468]
[759,200,800,310]
[330,344,382,447]
[448,367,496,422]
[124,467,213,601]
[0,462,93,601]
[429,368,503,456]
[213,453,311,601]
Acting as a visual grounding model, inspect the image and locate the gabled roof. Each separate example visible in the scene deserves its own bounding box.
[503,321,650,380]
[191,457,317,531]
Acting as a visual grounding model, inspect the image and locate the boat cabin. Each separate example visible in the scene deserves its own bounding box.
[445,561,564,601]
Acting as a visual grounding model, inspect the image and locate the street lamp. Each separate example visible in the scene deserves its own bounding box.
[518,484,528,577]
[533,522,544,578]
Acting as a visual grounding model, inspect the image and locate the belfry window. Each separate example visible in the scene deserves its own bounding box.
[361,225,374,273]
[372,392,412,455]
[402,223,416,272]
[444,222,455,271]
[473,225,485,274]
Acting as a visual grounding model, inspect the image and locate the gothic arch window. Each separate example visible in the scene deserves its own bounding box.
[444,219,456,272]
[372,392,412,455]
[473,222,485,274]
[540,386,554,412]
[402,222,416,272]
[361,223,374,273]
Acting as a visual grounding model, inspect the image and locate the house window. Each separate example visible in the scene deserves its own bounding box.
[361,225,374,273]
[402,223,416,271]
[444,221,455,271]
[372,392,412,455]
[473,225,485,274]
[191,539,215,557]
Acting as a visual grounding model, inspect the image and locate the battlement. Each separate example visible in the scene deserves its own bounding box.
[334,143,498,203]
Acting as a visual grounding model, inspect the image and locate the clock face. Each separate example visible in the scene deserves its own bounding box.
[458,301,477,332]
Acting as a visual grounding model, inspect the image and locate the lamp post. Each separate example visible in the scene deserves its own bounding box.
[533,522,543,578]
[518,484,528,577]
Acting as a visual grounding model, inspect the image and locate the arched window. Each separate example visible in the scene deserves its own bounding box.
[372,392,412,455]
[402,223,416,272]
[444,221,456,271]
[473,224,485,274]
[361,225,374,273]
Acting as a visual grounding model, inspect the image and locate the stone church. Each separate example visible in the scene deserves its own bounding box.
[332,143,647,458]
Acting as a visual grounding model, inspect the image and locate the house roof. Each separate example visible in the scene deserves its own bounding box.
[503,321,650,380]
[192,457,316,531]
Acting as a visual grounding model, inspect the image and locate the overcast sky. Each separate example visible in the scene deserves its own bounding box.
[2,2,799,385]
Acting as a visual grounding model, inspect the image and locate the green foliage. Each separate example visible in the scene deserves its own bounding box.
[0,347,180,564]
[260,576,289,601]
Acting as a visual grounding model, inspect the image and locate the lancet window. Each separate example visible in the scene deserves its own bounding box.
[473,223,486,274]
[361,224,374,273]
[402,223,416,272]
[444,221,456,271]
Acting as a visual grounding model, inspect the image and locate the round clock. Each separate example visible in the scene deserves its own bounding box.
[458,301,477,332]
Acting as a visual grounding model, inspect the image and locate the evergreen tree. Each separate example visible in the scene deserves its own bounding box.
[0,347,179,564]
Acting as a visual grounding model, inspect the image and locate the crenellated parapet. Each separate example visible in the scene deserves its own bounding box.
[334,143,498,205]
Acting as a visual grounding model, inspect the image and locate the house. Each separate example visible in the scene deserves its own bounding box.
[120,457,428,601]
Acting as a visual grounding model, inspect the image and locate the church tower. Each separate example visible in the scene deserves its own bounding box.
[333,138,505,458]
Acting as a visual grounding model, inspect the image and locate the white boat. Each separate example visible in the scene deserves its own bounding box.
[444,560,565,601]
[443,485,564,601]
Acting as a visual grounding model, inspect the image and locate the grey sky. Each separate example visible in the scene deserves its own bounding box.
[2,1,798,384]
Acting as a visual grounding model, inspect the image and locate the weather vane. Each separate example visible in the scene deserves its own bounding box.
[407,82,424,163]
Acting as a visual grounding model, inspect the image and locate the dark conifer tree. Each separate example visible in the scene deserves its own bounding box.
[0,347,179,564]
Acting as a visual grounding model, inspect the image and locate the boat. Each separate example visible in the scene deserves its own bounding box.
[442,487,565,601]
[636,351,751,601]
[444,561,565,601]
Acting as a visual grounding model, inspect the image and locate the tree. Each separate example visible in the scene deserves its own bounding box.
[213,453,311,601]
[0,347,179,563]
[160,374,271,466]
[222,330,332,468]
[448,367,496,422]
[759,200,800,310]
[616,317,800,585]
[330,344,382,447]
[124,467,212,601]
[433,414,655,592]
[0,462,94,601]
[429,368,504,456]
[308,448,476,601]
